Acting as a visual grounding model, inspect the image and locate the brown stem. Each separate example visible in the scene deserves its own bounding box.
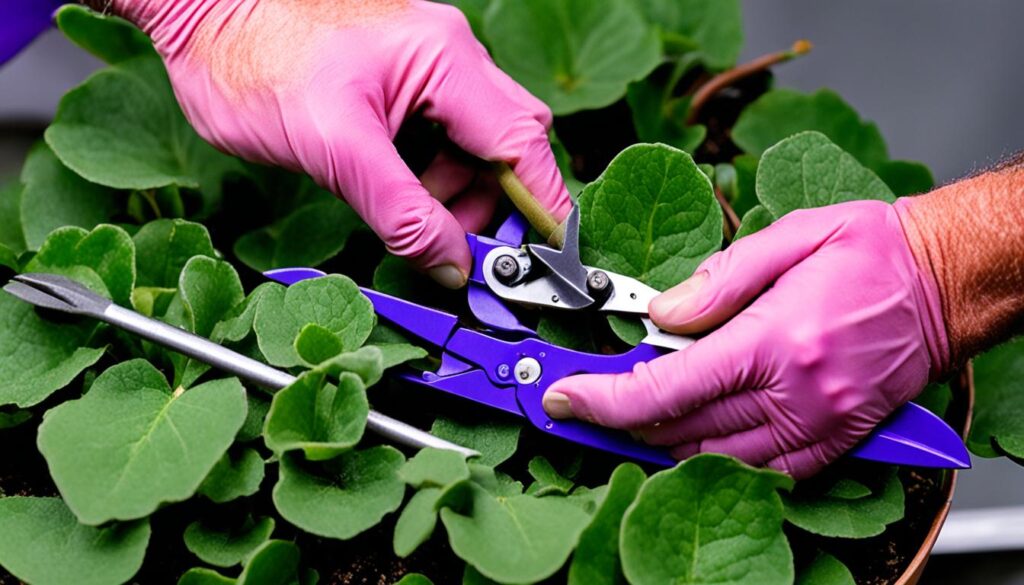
[715,187,740,242]
[686,40,812,125]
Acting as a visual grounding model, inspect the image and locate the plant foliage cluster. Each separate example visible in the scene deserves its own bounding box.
[0,2,1015,585]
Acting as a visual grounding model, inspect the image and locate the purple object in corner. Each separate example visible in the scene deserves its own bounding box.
[1,0,67,67]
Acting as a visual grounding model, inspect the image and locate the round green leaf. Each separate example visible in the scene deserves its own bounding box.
[133,219,216,288]
[484,0,661,115]
[400,448,472,489]
[568,463,646,585]
[198,448,266,503]
[796,551,855,585]
[621,454,794,585]
[969,337,1024,458]
[264,371,369,461]
[430,416,521,467]
[38,360,248,524]
[273,447,406,540]
[26,224,136,307]
[393,488,442,558]
[783,467,904,539]
[0,497,149,585]
[579,143,723,291]
[184,516,275,568]
[55,4,156,65]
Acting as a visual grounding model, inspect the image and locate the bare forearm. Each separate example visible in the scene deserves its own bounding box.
[899,155,1024,366]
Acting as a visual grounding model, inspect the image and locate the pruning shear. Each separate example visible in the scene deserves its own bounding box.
[266,194,971,469]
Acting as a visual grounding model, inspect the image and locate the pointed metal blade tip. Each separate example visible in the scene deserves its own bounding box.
[10,273,111,316]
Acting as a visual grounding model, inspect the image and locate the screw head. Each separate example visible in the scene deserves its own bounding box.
[496,363,511,380]
[493,254,520,285]
[586,270,613,299]
[513,357,542,384]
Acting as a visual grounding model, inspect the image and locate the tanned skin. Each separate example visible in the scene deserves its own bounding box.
[900,156,1024,367]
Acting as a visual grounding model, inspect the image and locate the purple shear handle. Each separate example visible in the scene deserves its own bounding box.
[1,0,67,67]
[265,265,970,470]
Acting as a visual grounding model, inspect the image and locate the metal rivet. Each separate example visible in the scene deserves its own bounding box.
[496,364,511,380]
[630,292,637,300]
[544,421,554,430]
[514,357,542,384]
[493,254,520,285]
[551,294,559,303]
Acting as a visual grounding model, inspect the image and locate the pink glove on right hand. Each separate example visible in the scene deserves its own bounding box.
[543,200,950,478]
[115,0,571,287]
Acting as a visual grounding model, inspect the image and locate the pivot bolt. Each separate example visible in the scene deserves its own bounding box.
[514,357,542,384]
[493,254,520,285]
[587,270,613,300]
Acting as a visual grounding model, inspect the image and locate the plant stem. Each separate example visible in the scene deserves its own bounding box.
[686,40,812,125]
[715,187,740,242]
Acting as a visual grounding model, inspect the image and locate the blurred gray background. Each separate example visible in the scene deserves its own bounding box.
[1,1,1022,583]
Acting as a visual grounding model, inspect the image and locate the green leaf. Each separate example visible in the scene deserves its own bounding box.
[393,488,442,558]
[212,282,277,344]
[0,180,26,253]
[631,0,743,69]
[310,346,386,387]
[431,416,521,467]
[0,409,33,429]
[607,314,647,346]
[796,552,855,585]
[45,55,241,211]
[876,160,935,197]
[568,463,645,585]
[273,448,406,540]
[732,89,890,170]
[237,393,271,443]
[26,224,136,306]
[734,205,773,240]
[181,540,303,585]
[782,466,903,538]
[440,482,591,583]
[184,516,275,568]
[234,200,365,272]
[179,568,235,585]
[254,276,374,368]
[484,0,661,115]
[579,143,723,291]
[621,454,794,585]
[295,323,345,366]
[626,80,706,153]
[0,497,149,585]
[133,219,217,288]
[401,448,472,489]
[537,314,599,353]
[755,131,894,219]
[396,574,435,585]
[969,337,1024,458]
[264,371,368,461]
[526,456,574,496]
[199,448,266,503]
[38,360,247,524]
[179,256,246,337]
[56,4,156,64]
[19,141,119,251]
[0,292,105,408]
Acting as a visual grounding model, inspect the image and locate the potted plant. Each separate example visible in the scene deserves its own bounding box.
[0,2,1015,584]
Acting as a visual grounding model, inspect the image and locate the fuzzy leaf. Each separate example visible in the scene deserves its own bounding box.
[782,467,903,538]
[199,448,266,503]
[631,0,743,69]
[25,224,136,306]
[184,516,275,568]
[526,456,574,496]
[0,181,26,253]
[20,142,119,251]
[875,160,935,197]
[607,314,647,346]
[56,4,155,64]
[38,360,247,524]
[273,448,406,540]
[969,337,1024,458]
[440,483,591,583]
[237,393,271,443]
[44,55,241,214]
[310,346,386,387]
[295,323,345,365]
[579,143,723,291]
[254,277,374,368]
[537,314,599,353]
[621,454,794,585]
[484,0,661,115]
[179,540,302,585]
[264,371,368,460]
[133,219,216,288]
[0,293,105,408]
[796,552,855,585]
[393,488,442,558]
[568,463,646,585]
[178,256,246,337]
[401,448,472,489]
[211,282,277,344]
[756,131,894,219]
[234,200,365,272]
[431,417,521,467]
[0,497,149,585]
[734,205,774,240]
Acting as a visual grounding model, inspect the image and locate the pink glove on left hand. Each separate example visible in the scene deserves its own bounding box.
[115,0,571,287]
[543,200,950,478]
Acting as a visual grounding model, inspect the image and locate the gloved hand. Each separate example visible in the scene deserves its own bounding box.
[543,200,950,478]
[114,0,571,288]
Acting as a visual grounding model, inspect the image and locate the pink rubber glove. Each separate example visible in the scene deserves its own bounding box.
[114,0,571,288]
[543,200,950,478]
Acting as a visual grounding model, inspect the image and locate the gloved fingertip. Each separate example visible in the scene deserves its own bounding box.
[427,264,468,289]
[649,271,709,329]
[670,442,700,460]
[542,391,574,419]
